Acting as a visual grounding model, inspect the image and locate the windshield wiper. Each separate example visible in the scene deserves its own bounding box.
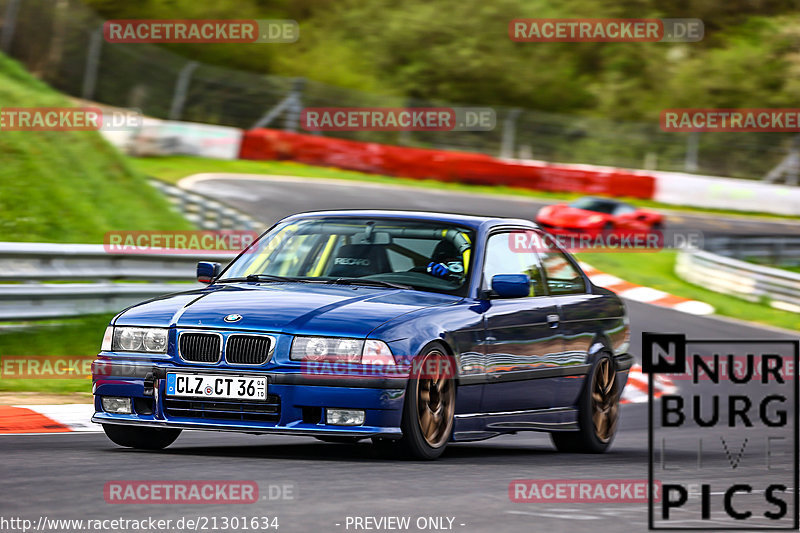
[215,274,309,283]
[327,277,412,290]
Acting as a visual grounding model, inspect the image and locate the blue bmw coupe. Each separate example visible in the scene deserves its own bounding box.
[93,210,632,459]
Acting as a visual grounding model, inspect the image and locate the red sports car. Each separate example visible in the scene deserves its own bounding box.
[536,197,664,236]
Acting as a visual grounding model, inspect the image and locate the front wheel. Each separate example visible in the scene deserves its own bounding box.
[103,424,181,450]
[551,353,619,453]
[396,345,455,460]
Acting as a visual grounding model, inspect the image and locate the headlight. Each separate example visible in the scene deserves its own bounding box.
[290,336,394,365]
[110,327,169,353]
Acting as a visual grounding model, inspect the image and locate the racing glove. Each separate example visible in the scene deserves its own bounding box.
[427,261,464,279]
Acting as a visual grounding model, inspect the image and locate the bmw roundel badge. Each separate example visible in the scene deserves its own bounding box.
[224,313,243,323]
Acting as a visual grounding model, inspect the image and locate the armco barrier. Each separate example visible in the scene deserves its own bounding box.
[675,249,800,314]
[0,243,237,321]
[239,129,657,199]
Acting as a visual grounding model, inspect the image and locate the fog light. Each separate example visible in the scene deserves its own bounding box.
[326,408,365,426]
[102,396,132,414]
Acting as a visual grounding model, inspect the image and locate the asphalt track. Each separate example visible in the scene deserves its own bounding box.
[2,175,798,533]
[182,173,800,237]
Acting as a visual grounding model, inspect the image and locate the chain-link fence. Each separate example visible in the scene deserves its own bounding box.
[0,0,796,181]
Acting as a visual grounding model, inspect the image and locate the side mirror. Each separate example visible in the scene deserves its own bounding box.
[491,274,530,298]
[197,261,221,283]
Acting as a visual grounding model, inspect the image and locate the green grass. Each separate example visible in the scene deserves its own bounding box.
[0,314,111,393]
[0,53,192,243]
[130,155,800,222]
[578,250,799,332]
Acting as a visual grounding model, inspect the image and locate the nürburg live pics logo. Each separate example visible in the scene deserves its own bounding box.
[644,332,799,530]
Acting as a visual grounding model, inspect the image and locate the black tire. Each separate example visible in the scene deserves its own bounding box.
[651,222,664,231]
[395,344,455,460]
[602,222,615,232]
[103,424,181,450]
[313,436,363,444]
[551,353,619,453]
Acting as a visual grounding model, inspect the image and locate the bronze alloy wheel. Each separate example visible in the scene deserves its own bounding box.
[415,349,455,448]
[591,357,619,443]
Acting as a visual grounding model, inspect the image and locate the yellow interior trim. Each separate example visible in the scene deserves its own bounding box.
[243,223,296,276]
[310,235,337,276]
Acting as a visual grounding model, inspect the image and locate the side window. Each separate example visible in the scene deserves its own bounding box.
[537,250,586,295]
[614,204,636,216]
[483,232,544,297]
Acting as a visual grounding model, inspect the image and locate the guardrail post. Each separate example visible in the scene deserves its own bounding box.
[684,131,699,172]
[0,0,20,52]
[500,108,521,159]
[251,77,305,131]
[169,61,199,121]
[81,25,103,100]
[283,77,305,132]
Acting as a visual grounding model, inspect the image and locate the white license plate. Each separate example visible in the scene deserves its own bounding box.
[166,373,267,400]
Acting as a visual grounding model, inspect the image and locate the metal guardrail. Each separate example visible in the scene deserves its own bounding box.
[676,248,800,314]
[704,236,800,267]
[0,243,237,321]
[6,237,800,320]
[0,177,262,320]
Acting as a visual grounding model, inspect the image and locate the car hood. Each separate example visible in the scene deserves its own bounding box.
[540,206,608,226]
[114,282,460,337]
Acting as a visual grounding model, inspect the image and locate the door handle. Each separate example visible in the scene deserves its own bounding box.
[547,314,560,328]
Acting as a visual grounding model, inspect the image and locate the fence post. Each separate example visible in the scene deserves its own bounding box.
[283,77,305,132]
[0,0,21,52]
[500,108,521,159]
[763,134,800,185]
[169,61,199,121]
[684,131,699,172]
[251,77,305,130]
[41,0,69,76]
[81,25,103,100]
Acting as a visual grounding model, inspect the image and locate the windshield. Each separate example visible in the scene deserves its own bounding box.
[568,197,627,214]
[219,217,475,296]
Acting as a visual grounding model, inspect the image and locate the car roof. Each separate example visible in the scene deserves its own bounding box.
[280,209,536,231]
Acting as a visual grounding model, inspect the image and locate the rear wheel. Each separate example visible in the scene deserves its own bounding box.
[103,424,181,450]
[393,345,455,460]
[551,354,619,453]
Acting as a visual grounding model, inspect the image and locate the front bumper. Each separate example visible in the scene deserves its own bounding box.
[92,360,407,438]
